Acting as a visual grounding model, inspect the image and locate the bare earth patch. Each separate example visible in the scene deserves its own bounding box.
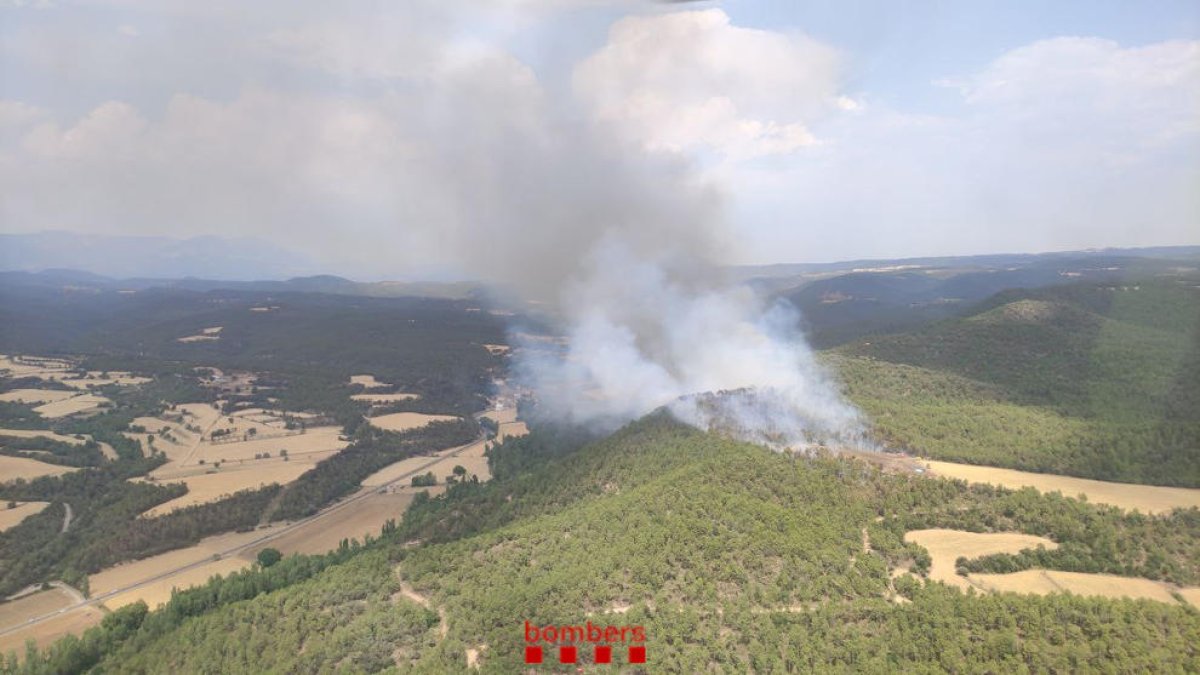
[0,502,50,532]
[923,459,1200,514]
[367,412,459,433]
[0,456,77,482]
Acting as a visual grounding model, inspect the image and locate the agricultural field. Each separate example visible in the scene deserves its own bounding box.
[0,502,49,533]
[31,394,111,419]
[90,526,290,610]
[972,570,1195,605]
[904,529,1058,590]
[0,456,77,482]
[366,412,459,433]
[0,390,77,405]
[349,374,390,389]
[923,459,1200,514]
[138,461,317,516]
[0,589,102,656]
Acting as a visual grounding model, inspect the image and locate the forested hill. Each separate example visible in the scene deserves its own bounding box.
[835,279,1200,486]
[15,416,1199,673]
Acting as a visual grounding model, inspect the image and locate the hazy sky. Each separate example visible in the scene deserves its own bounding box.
[2,1,1197,277]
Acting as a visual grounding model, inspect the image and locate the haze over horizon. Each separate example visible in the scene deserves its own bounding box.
[2,1,1197,280]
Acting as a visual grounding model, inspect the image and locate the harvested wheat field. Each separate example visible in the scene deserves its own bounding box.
[0,429,86,445]
[90,526,288,608]
[33,394,110,418]
[431,455,490,481]
[101,557,250,611]
[483,344,510,355]
[367,412,459,433]
[177,333,220,343]
[1177,588,1200,608]
[361,439,488,488]
[245,489,431,557]
[186,426,348,466]
[0,355,72,379]
[904,529,1058,590]
[0,389,78,405]
[349,374,390,389]
[0,589,103,658]
[0,455,76,482]
[971,569,1197,604]
[497,421,528,441]
[58,372,150,389]
[923,459,1200,514]
[0,502,49,532]
[139,460,317,516]
[351,393,421,403]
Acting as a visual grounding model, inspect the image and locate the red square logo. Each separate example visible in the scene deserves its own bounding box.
[594,645,612,663]
[629,645,646,663]
[524,645,543,664]
[559,645,577,664]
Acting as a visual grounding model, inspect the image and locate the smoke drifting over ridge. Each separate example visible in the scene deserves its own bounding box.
[399,42,867,450]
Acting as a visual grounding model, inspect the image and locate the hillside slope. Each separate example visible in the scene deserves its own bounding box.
[837,280,1200,486]
[21,416,1198,673]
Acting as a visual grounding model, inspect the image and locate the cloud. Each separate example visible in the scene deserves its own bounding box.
[573,9,841,158]
[726,36,1200,262]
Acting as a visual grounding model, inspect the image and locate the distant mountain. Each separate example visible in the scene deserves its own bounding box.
[0,231,318,280]
[0,269,482,301]
[765,248,1200,348]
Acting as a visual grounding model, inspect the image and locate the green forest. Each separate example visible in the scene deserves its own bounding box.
[12,416,1197,673]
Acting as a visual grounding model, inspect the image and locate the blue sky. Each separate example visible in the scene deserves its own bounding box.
[1,1,1197,276]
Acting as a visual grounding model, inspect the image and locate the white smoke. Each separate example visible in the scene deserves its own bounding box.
[512,236,868,450]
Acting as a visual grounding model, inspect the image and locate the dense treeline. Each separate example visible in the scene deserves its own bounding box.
[0,460,280,596]
[7,544,367,674]
[269,419,478,520]
[836,353,1200,487]
[8,417,1200,672]
[0,436,107,468]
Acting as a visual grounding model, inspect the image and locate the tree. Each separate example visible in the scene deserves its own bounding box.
[257,548,283,568]
[452,465,467,477]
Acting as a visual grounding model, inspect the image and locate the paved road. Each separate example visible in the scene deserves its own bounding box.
[0,433,484,639]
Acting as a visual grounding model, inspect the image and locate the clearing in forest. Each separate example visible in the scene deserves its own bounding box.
[0,455,77,482]
[349,374,391,389]
[351,393,421,403]
[32,394,110,418]
[0,501,50,532]
[904,529,1058,590]
[367,412,459,433]
[0,389,78,405]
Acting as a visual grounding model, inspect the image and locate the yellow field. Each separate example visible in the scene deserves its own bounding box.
[350,374,390,389]
[58,372,150,389]
[90,526,288,606]
[904,529,1058,590]
[1177,588,1200,608]
[497,421,528,441]
[32,394,111,418]
[483,344,510,355]
[0,588,102,657]
[351,393,421,403]
[0,355,72,379]
[186,426,347,466]
[0,389,78,404]
[102,557,250,611]
[0,455,77,482]
[923,459,1200,514]
[0,502,49,532]
[971,570,1194,604]
[0,429,85,445]
[367,412,459,433]
[139,460,318,516]
[245,489,433,557]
